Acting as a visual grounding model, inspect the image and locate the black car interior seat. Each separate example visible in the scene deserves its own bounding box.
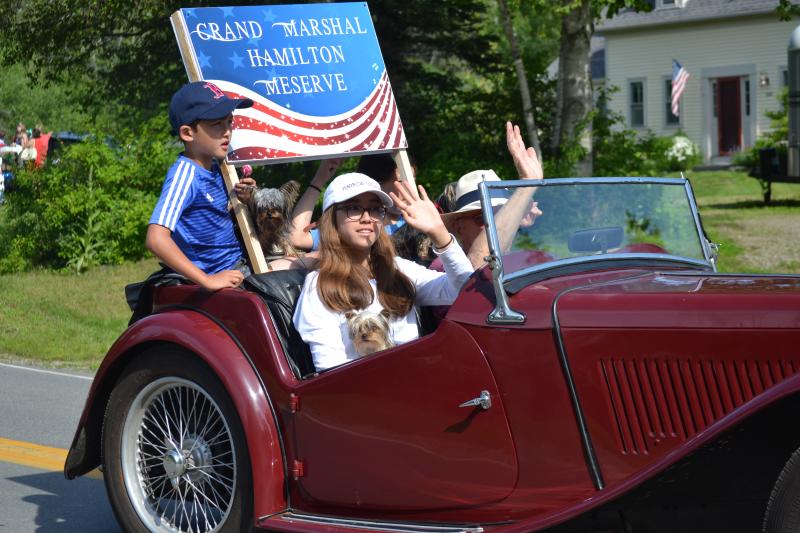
[244,269,316,379]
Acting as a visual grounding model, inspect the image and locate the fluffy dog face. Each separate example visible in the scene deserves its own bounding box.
[390,223,435,266]
[247,180,301,255]
[345,310,394,357]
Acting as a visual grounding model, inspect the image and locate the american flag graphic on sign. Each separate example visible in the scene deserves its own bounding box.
[671,59,690,117]
[171,3,407,165]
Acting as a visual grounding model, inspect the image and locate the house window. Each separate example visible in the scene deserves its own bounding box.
[664,79,679,126]
[782,67,789,87]
[629,80,645,127]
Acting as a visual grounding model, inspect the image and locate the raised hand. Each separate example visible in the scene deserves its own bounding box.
[390,182,450,248]
[314,157,343,184]
[521,200,543,228]
[506,121,543,181]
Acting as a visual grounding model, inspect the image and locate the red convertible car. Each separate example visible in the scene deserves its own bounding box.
[65,177,800,532]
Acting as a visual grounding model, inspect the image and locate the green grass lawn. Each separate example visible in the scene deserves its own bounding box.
[0,169,798,370]
[687,171,800,273]
[0,259,158,370]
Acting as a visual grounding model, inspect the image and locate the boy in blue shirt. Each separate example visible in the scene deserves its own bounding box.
[146,81,254,290]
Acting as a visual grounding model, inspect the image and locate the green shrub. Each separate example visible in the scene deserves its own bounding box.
[0,114,176,273]
[590,86,701,176]
[592,85,661,177]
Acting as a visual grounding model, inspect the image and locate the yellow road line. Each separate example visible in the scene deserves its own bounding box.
[0,437,103,480]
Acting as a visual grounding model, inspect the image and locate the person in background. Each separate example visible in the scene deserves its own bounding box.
[19,130,37,169]
[437,122,543,270]
[355,154,408,235]
[286,158,344,252]
[14,123,28,147]
[32,127,52,168]
[435,181,458,214]
[439,169,509,264]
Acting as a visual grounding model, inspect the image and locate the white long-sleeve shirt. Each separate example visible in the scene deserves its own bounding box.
[293,242,473,372]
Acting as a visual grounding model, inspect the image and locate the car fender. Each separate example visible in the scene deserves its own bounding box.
[64,308,287,518]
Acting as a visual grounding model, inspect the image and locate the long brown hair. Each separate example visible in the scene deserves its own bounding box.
[316,205,415,317]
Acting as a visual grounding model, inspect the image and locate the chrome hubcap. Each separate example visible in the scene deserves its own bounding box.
[162,449,185,483]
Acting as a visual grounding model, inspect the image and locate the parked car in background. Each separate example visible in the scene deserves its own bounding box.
[65,177,800,532]
[47,131,87,165]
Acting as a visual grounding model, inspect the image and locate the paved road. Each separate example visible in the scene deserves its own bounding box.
[0,362,119,532]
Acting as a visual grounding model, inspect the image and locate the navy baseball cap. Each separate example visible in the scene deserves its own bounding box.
[169,81,253,133]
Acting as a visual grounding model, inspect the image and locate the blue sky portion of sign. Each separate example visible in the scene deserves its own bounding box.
[181,3,386,116]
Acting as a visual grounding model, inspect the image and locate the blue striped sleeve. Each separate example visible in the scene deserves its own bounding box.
[150,159,197,231]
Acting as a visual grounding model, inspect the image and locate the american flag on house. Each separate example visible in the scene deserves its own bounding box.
[171,3,407,165]
[671,59,690,117]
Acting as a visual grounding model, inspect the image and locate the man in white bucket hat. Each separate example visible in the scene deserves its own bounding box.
[436,122,543,269]
[440,169,510,260]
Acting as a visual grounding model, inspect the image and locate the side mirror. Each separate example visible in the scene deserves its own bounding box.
[568,226,624,254]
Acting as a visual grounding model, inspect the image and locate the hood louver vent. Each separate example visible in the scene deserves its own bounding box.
[600,358,798,455]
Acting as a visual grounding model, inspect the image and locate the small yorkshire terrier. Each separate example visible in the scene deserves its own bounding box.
[345,310,394,357]
[391,223,435,266]
[247,180,301,257]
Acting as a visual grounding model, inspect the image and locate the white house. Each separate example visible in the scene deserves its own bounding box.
[597,0,798,164]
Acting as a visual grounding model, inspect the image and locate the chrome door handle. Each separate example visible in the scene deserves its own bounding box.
[459,390,492,410]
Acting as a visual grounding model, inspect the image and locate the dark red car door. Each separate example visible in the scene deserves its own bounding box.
[291,320,518,510]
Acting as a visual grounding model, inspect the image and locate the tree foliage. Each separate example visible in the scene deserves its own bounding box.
[0,1,511,179]
[777,0,800,21]
[522,0,652,176]
[1,0,189,119]
[0,115,177,273]
[0,64,102,136]
[0,0,554,272]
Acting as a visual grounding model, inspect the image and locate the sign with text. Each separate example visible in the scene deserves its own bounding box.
[171,3,408,165]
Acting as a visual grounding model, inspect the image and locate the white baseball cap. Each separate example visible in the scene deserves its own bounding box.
[322,172,393,212]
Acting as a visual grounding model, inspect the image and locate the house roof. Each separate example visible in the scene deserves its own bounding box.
[598,0,784,33]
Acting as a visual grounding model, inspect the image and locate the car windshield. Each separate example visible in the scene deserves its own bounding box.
[481,179,710,277]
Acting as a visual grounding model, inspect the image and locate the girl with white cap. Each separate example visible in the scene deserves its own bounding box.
[292,173,473,371]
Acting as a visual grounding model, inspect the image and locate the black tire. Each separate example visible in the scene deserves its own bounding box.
[102,347,253,532]
[764,444,800,532]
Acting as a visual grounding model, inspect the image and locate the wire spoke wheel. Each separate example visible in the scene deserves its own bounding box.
[103,351,251,533]
[123,377,236,532]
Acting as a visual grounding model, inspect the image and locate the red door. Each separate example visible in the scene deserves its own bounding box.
[291,320,518,510]
[717,77,741,155]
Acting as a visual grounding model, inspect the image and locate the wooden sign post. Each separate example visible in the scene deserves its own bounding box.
[393,149,417,195]
[171,3,412,272]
